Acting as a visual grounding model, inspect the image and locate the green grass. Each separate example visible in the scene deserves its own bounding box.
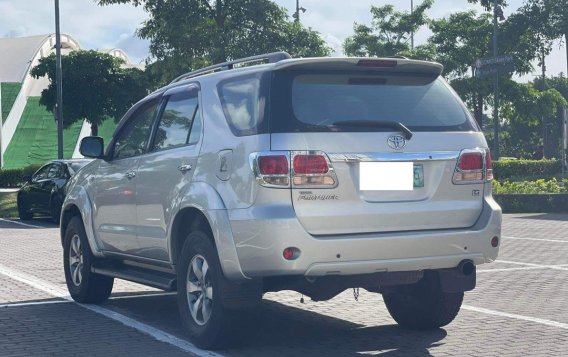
[0,191,18,218]
[1,82,22,121]
[2,97,83,169]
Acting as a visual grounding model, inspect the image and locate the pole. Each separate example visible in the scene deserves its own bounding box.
[492,0,500,160]
[295,0,300,22]
[55,0,64,159]
[541,46,547,158]
[411,0,414,51]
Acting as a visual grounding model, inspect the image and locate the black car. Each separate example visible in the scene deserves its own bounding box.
[17,159,91,223]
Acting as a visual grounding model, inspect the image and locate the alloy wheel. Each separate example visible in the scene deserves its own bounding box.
[186,254,213,326]
[69,234,83,286]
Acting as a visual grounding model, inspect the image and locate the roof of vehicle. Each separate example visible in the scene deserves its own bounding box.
[51,159,92,166]
[161,54,444,92]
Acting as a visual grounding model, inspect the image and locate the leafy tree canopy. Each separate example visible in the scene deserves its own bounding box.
[97,0,331,87]
[343,0,435,59]
[30,50,149,135]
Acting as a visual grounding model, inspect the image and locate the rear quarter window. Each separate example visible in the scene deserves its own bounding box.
[217,73,269,136]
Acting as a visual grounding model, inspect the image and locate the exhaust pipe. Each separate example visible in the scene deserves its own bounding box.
[458,260,475,276]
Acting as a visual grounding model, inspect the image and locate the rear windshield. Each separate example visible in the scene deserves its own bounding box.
[270,71,478,133]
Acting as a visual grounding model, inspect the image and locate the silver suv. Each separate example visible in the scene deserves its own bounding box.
[62,53,501,349]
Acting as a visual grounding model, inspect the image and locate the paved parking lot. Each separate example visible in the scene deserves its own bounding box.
[1,214,567,356]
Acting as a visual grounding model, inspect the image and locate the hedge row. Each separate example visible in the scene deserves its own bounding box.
[494,194,568,213]
[493,159,562,180]
[0,165,42,188]
[493,178,568,194]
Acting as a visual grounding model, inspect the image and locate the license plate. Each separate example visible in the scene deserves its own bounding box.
[414,164,424,188]
[359,162,424,191]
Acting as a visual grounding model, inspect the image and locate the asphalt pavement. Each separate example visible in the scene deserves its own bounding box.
[1,214,567,356]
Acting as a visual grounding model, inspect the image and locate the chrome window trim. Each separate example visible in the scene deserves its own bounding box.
[328,151,460,163]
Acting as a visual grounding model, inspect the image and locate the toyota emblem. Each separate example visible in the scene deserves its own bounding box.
[387,135,406,150]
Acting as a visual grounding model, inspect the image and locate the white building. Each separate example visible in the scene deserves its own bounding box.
[0,34,139,169]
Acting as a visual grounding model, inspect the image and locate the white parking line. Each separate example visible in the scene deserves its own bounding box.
[496,259,568,271]
[462,305,568,330]
[0,292,176,309]
[503,236,568,243]
[0,218,43,229]
[0,263,224,357]
[0,300,71,309]
[477,266,552,273]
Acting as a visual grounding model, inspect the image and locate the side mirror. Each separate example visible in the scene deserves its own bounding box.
[79,136,105,159]
[23,175,32,183]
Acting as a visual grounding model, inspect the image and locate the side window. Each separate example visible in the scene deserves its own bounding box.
[47,164,62,179]
[152,91,199,151]
[218,74,267,136]
[32,166,50,182]
[113,100,159,160]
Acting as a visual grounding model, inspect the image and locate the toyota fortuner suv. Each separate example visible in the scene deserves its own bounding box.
[61,53,502,349]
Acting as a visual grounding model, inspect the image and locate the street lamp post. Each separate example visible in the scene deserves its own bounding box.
[54,0,63,160]
[293,0,306,23]
[411,0,414,51]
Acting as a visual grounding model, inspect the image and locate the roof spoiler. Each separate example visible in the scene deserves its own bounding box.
[272,57,444,77]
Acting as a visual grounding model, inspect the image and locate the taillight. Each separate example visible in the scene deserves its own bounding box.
[485,150,494,181]
[258,155,288,175]
[452,149,492,184]
[251,151,337,188]
[251,152,290,187]
[293,155,329,174]
[292,152,337,188]
[459,152,483,170]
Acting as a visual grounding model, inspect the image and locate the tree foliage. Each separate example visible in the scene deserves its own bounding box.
[520,0,568,75]
[97,0,331,86]
[30,50,149,135]
[343,0,435,59]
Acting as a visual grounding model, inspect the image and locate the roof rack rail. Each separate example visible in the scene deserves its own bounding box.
[170,51,292,84]
[387,55,409,60]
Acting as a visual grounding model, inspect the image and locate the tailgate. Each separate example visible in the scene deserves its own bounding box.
[272,132,487,235]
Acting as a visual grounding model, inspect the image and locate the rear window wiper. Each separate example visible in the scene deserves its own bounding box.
[331,120,413,140]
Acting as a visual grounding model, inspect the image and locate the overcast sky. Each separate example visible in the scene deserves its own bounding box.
[0,0,565,81]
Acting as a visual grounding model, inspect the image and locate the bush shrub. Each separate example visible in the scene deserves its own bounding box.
[493,178,568,194]
[492,159,562,181]
[0,164,43,188]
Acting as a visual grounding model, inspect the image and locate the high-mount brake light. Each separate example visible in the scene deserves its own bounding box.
[452,149,492,184]
[357,59,398,68]
[250,151,338,188]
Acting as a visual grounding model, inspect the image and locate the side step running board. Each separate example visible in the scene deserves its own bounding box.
[91,263,177,291]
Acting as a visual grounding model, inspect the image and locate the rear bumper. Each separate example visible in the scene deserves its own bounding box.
[229,196,501,279]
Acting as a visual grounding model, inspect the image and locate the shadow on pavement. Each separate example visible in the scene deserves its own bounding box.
[103,294,446,356]
[0,217,58,229]
[511,213,568,222]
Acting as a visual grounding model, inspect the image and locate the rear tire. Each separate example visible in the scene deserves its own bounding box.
[50,196,62,224]
[17,195,32,220]
[177,231,240,350]
[63,216,113,303]
[383,273,463,330]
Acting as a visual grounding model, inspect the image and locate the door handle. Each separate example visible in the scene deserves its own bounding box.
[178,164,192,173]
[125,171,136,179]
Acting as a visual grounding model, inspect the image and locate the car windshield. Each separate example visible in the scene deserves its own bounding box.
[270,72,478,133]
